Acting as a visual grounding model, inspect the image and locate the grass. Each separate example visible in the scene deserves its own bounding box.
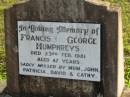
[0,4,5,80]
[124,58,130,87]
[0,0,18,80]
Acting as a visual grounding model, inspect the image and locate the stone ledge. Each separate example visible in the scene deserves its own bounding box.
[0,80,6,94]
[0,80,130,97]
[122,87,130,97]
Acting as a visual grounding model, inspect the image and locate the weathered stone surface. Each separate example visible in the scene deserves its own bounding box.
[4,0,124,97]
[84,1,124,97]
[0,88,130,97]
